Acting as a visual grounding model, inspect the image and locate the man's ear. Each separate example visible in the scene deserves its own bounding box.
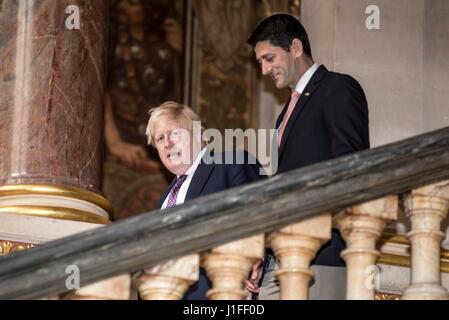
[291,38,304,58]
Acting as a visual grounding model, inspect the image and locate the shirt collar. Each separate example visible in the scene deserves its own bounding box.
[178,147,207,179]
[294,62,320,94]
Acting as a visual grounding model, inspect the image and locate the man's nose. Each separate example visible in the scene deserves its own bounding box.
[164,135,173,148]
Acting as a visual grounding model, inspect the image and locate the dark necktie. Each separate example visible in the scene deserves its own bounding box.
[166,175,187,208]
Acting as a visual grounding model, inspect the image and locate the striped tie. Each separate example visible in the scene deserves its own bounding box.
[166,175,187,208]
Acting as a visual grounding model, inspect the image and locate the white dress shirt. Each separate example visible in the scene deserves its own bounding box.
[161,148,207,209]
[294,62,320,94]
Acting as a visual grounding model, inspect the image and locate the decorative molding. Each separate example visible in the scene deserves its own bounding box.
[379,231,449,273]
[381,231,449,260]
[375,291,401,300]
[0,205,110,225]
[0,240,35,256]
[0,184,112,213]
[380,231,409,245]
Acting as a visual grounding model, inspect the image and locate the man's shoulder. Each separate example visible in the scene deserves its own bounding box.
[324,69,360,85]
[320,68,364,94]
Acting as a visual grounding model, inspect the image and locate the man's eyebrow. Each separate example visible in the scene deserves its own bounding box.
[258,53,274,61]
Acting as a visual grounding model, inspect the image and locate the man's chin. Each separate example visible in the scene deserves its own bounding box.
[167,166,184,176]
[273,80,285,89]
[167,161,191,175]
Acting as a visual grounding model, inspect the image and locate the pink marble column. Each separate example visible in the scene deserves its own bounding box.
[0,2,126,300]
[0,0,108,192]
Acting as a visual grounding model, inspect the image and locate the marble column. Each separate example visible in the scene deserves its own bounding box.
[334,196,398,300]
[402,181,449,300]
[0,0,107,190]
[0,0,127,300]
[0,0,111,221]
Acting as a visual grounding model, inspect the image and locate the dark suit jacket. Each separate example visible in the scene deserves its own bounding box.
[276,65,370,266]
[157,150,264,299]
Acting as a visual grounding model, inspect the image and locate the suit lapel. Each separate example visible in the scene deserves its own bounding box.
[279,65,328,158]
[185,159,215,200]
[276,101,289,129]
[157,177,177,208]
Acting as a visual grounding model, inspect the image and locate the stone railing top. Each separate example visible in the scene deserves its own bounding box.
[0,126,449,299]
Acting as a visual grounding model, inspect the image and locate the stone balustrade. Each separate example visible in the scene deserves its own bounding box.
[130,182,448,300]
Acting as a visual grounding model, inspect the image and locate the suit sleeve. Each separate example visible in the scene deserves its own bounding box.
[323,75,370,158]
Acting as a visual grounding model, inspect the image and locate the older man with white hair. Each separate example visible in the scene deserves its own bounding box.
[144,101,264,300]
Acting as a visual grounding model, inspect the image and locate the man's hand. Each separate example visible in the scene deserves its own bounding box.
[245,260,263,294]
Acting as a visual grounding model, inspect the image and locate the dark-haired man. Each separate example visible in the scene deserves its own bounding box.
[246,13,370,299]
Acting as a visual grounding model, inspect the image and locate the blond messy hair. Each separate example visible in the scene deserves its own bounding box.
[146,101,201,147]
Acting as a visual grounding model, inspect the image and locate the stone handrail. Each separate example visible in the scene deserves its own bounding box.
[0,126,449,299]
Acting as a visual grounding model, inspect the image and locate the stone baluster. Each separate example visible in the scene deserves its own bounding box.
[334,196,398,300]
[135,254,199,300]
[267,214,332,300]
[202,235,264,300]
[402,181,449,300]
[63,275,131,300]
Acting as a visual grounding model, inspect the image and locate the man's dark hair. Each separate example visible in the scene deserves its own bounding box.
[247,13,312,58]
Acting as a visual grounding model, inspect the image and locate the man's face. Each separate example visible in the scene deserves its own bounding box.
[153,119,198,176]
[254,40,300,89]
